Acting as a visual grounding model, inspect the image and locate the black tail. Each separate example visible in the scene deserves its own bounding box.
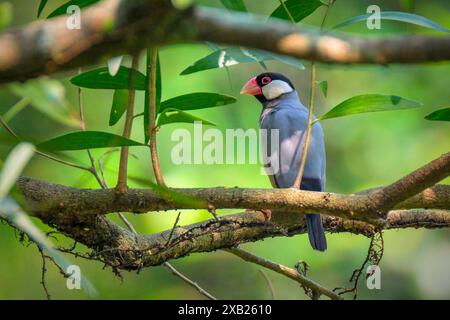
[306,214,327,251]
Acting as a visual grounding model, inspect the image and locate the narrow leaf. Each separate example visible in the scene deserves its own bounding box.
[160,93,236,113]
[219,0,247,12]
[157,111,216,127]
[316,80,328,97]
[333,11,450,33]
[70,66,146,90]
[37,0,48,17]
[0,143,34,198]
[316,94,422,122]
[48,0,100,18]
[424,108,450,122]
[109,90,128,126]
[144,49,162,144]
[205,42,221,51]
[37,131,145,151]
[9,79,81,128]
[107,56,124,77]
[270,0,323,23]
[181,47,303,75]
[269,52,305,69]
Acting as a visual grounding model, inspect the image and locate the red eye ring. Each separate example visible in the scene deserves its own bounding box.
[261,76,271,85]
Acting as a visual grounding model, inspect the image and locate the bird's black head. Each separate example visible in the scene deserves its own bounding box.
[240,72,295,103]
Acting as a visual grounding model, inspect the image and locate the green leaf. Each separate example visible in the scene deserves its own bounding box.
[37,0,48,17]
[0,2,12,30]
[270,0,323,23]
[315,94,422,122]
[37,131,145,151]
[181,47,303,75]
[48,0,100,18]
[2,97,30,122]
[160,93,236,113]
[316,80,328,97]
[0,143,34,198]
[109,90,128,126]
[70,66,146,90]
[157,111,216,127]
[424,108,450,122]
[107,56,123,77]
[332,11,450,33]
[9,79,81,128]
[144,49,162,144]
[220,0,247,12]
[269,52,305,69]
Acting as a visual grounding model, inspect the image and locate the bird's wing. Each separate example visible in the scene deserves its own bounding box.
[260,105,326,191]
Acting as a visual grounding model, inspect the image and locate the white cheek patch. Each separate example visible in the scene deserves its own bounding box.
[262,80,293,100]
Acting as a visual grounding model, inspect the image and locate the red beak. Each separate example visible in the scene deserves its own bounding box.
[240,77,262,96]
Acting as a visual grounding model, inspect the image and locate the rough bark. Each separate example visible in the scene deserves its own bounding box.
[1,0,450,84]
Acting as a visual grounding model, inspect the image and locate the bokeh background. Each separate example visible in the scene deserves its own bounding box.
[0,0,449,299]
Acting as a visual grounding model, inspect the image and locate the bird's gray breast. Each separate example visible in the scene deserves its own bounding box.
[259,102,326,190]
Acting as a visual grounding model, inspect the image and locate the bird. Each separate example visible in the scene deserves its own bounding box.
[240,72,327,251]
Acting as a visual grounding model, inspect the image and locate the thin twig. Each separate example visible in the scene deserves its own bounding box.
[38,246,51,300]
[145,47,215,299]
[77,67,137,235]
[116,54,139,193]
[0,115,91,171]
[258,269,277,300]
[147,48,166,187]
[77,67,96,167]
[334,231,384,299]
[165,211,182,247]
[226,247,342,300]
[2,97,29,122]
[292,0,333,189]
[163,262,217,300]
[278,0,296,23]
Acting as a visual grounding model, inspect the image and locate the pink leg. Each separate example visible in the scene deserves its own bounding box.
[260,209,272,221]
[245,209,272,221]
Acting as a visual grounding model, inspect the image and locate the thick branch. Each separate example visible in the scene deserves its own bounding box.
[16,151,449,269]
[1,0,449,84]
[370,152,450,211]
[31,206,450,270]
[17,178,450,221]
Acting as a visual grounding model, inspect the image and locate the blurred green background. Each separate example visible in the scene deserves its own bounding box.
[0,0,449,299]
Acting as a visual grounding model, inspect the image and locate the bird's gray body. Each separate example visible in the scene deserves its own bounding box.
[259,91,327,251]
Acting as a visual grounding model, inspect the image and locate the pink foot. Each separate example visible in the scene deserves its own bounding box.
[245,209,272,221]
[260,209,272,221]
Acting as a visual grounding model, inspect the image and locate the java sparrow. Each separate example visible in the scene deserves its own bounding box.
[240,72,327,251]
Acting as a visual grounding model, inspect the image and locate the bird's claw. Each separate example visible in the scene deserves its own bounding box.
[260,209,272,222]
[245,209,272,222]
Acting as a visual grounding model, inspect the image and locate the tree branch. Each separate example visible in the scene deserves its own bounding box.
[0,0,449,84]
[370,152,450,212]
[27,205,450,271]
[17,178,450,222]
[116,55,139,193]
[14,151,449,270]
[226,248,342,300]
[147,48,166,187]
